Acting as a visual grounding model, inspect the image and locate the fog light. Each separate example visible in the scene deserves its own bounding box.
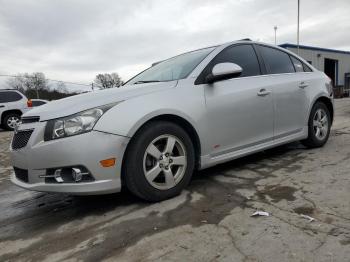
[54,169,64,183]
[42,166,94,183]
[72,168,83,182]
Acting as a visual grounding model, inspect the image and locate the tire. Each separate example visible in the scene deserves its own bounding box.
[124,121,195,202]
[301,102,331,148]
[3,113,21,131]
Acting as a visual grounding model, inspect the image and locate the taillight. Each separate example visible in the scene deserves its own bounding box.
[27,100,33,107]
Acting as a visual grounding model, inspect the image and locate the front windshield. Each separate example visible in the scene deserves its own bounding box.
[127,47,215,85]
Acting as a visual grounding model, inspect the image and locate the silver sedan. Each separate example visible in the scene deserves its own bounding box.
[10,40,334,201]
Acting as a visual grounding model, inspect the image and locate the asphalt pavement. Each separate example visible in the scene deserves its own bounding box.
[0,99,350,261]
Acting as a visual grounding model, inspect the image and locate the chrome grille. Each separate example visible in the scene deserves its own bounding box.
[21,116,40,124]
[12,129,33,150]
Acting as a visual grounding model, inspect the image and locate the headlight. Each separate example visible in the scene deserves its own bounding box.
[44,102,120,141]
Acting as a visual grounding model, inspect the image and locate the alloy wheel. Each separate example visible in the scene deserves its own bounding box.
[143,134,187,190]
[7,116,21,129]
[313,108,328,141]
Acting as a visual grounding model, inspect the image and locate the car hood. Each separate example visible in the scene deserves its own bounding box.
[24,81,177,121]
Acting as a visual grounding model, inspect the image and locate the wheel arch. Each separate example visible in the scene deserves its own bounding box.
[120,114,202,188]
[1,109,23,125]
[312,96,334,124]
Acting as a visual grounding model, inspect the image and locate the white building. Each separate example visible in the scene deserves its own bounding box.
[280,44,350,94]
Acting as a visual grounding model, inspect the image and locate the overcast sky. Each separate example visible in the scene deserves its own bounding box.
[0,0,349,91]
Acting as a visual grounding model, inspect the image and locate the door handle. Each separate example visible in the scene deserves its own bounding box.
[0,105,4,108]
[299,82,308,89]
[257,89,271,96]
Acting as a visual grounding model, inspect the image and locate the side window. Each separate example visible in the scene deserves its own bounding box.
[258,46,295,74]
[290,56,313,73]
[290,56,304,72]
[303,63,312,72]
[32,101,46,106]
[0,91,23,103]
[211,44,261,77]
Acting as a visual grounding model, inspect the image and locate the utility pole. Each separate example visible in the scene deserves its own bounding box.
[297,0,300,55]
[274,26,278,45]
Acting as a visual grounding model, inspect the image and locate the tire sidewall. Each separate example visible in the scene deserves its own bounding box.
[307,102,331,147]
[125,121,195,201]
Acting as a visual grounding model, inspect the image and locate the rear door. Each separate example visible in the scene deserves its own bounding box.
[256,45,309,139]
[199,44,274,156]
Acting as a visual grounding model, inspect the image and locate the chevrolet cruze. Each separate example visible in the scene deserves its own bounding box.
[10,40,334,201]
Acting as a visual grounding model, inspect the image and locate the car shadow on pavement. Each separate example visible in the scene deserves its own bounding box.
[0,141,314,262]
[1,142,305,238]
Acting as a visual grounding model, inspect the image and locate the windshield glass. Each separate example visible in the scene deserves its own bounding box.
[127,47,215,85]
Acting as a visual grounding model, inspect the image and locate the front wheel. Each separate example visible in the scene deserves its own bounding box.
[301,102,331,148]
[124,121,195,202]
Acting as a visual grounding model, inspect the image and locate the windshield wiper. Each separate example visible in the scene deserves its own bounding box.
[133,80,161,85]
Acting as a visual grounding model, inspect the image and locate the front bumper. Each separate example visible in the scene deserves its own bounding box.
[10,121,130,195]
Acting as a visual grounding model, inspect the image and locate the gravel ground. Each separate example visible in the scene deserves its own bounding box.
[0,99,350,262]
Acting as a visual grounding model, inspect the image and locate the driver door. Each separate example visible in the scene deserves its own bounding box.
[200,44,274,157]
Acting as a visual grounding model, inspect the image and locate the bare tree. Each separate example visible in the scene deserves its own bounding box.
[7,74,25,92]
[110,73,123,87]
[31,72,48,98]
[55,81,68,93]
[94,73,123,89]
[32,72,48,89]
[22,73,35,90]
[94,74,109,89]
[6,72,49,98]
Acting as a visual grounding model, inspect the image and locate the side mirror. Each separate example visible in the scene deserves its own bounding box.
[206,62,243,84]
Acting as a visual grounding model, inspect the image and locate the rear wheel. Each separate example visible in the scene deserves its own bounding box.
[3,113,21,131]
[301,102,331,148]
[124,121,195,202]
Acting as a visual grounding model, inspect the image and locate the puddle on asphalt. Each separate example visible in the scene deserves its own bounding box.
[258,185,297,203]
[293,206,315,215]
[339,239,350,245]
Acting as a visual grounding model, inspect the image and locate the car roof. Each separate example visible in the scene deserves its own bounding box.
[150,39,289,68]
[214,39,312,63]
[177,39,293,57]
[0,89,24,94]
[218,39,279,50]
[0,88,19,91]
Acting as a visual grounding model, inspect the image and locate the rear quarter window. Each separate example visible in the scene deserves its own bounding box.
[290,55,313,72]
[290,56,304,72]
[303,63,313,72]
[0,91,23,103]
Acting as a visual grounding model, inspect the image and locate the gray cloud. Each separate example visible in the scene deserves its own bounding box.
[0,0,349,88]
